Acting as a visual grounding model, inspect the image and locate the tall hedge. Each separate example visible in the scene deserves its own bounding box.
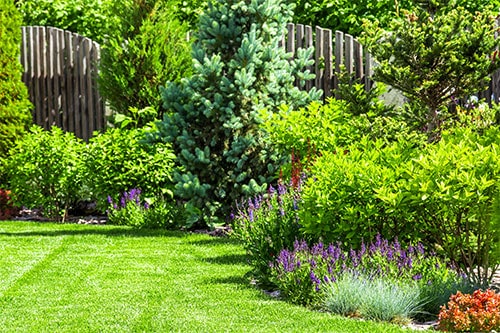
[0,0,32,159]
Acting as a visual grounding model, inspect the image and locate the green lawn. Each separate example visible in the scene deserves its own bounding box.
[0,221,413,332]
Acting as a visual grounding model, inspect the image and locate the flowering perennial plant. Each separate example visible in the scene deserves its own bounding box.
[107,189,149,227]
[0,189,17,220]
[438,289,500,332]
[270,234,468,309]
[230,152,307,286]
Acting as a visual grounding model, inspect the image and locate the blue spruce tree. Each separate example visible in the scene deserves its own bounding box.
[154,0,322,227]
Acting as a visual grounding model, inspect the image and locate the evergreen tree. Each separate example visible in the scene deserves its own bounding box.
[0,0,32,158]
[153,0,321,227]
[98,1,192,126]
[362,0,500,139]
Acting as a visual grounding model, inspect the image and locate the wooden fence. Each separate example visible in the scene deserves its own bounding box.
[20,26,104,141]
[281,23,373,99]
[19,24,500,141]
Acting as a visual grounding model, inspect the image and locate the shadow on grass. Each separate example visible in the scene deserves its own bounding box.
[203,253,248,265]
[189,236,241,247]
[0,223,190,238]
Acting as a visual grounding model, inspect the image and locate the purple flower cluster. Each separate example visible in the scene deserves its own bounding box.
[270,234,445,295]
[107,189,149,211]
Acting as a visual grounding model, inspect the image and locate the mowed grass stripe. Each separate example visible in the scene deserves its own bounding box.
[0,222,411,332]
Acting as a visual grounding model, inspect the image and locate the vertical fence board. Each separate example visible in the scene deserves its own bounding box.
[333,31,343,96]
[315,27,325,93]
[286,23,295,58]
[305,25,314,91]
[46,27,55,127]
[353,39,364,81]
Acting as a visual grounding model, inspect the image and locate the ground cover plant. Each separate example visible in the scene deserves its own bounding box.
[0,221,411,332]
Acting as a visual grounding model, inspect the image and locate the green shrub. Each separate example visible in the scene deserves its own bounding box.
[263,97,425,170]
[300,126,500,286]
[299,137,420,248]
[98,1,192,125]
[0,0,32,158]
[83,127,177,212]
[153,0,321,227]
[383,127,500,286]
[4,126,85,220]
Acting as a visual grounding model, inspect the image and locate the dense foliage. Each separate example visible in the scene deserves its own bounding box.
[153,0,321,227]
[83,127,177,212]
[16,0,118,43]
[291,0,500,37]
[0,0,32,159]
[98,1,192,124]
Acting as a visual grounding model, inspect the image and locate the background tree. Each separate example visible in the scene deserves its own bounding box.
[152,0,322,227]
[0,0,32,159]
[361,0,500,139]
[98,0,192,126]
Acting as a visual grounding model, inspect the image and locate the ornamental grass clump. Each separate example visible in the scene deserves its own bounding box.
[323,272,423,324]
[438,289,500,332]
[270,234,471,317]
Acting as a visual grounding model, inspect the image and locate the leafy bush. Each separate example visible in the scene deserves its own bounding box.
[83,127,176,212]
[107,189,180,229]
[438,289,500,332]
[379,127,500,286]
[0,0,32,158]
[299,137,420,248]
[153,0,321,226]
[263,96,425,168]
[16,0,120,43]
[300,126,500,286]
[0,189,18,220]
[4,126,85,220]
[270,235,470,311]
[98,1,192,124]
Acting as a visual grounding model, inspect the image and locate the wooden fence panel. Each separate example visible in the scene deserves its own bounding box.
[20,26,104,141]
[283,24,373,99]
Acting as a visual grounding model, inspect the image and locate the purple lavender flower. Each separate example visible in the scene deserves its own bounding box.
[278,182,286,196]
[144,202,150,210]
[107,195,113,205]
[412,273,422,281]
[309,271,321,286]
